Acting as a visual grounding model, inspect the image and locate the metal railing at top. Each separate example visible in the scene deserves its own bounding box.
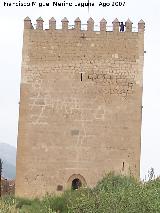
[33,23,138,32]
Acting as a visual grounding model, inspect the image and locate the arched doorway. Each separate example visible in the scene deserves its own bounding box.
[67,174,87,190]
[72,178,82,190]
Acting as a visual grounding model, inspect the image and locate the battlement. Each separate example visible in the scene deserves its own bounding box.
[24,17,145,33]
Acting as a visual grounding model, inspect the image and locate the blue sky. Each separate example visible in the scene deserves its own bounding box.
[0,0,160,179]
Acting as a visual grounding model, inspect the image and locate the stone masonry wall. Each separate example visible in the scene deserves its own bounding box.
[16,17,145,198]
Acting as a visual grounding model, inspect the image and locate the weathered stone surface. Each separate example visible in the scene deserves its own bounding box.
[16,18,144,198]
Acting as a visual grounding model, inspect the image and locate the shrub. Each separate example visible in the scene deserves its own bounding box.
[0,174,160,213]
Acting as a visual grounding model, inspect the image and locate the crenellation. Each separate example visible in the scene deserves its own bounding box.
[36,17,44,30]
[138,19,145,32]
[112,18,120,32]
[74,17,81,30]
[100,18,107,32]
[24,17,32,29]
[87,17,94,31]
[61,17,69,30]
[49,17,56,30]
[24,17,144,34]
[125,19,133,32]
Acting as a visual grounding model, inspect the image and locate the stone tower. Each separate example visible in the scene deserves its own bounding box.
[16,17,145,198]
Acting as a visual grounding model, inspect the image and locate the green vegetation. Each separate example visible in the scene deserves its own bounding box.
[0,173,160,213]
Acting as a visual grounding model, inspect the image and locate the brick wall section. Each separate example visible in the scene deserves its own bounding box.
[16,17,145,198]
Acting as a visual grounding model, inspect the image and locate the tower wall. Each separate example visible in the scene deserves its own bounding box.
[16,17,145,198]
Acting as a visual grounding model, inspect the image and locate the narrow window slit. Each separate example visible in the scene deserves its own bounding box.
[81,73,83,81]
[122,162,125,171]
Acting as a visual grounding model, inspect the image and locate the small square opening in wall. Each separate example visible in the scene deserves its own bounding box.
[71,129,79,136]
[57,185,63,191]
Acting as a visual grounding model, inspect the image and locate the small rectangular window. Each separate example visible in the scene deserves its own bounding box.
[57,185,63,191]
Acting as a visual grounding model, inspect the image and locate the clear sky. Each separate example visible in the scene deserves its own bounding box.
[0,0,160,180]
